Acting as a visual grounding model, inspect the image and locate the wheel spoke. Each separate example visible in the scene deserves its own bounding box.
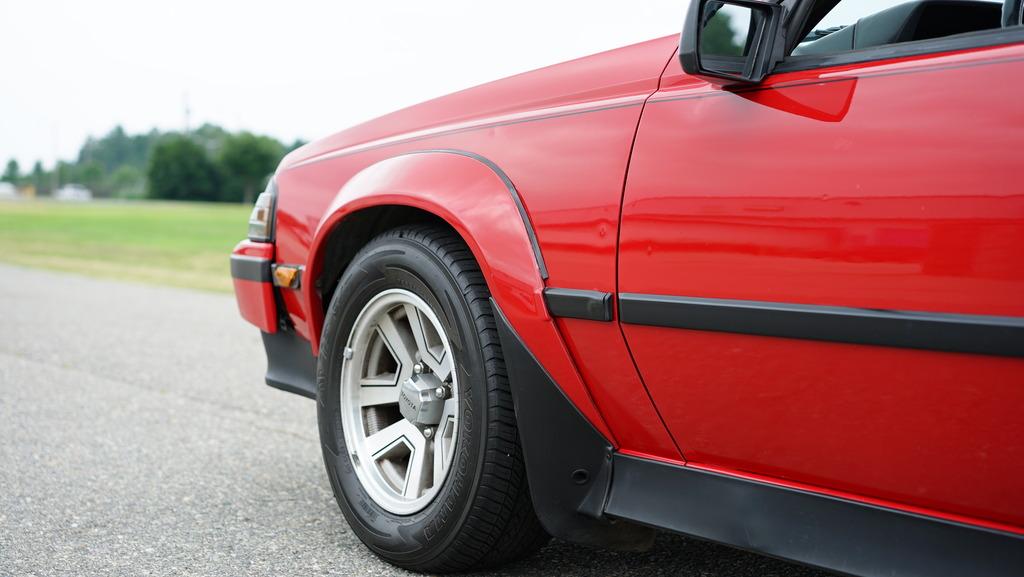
[360,375,397,386]
[359,382,399,407]
[431,440,444,489]
[403,304,430,360]
[438,398,457,433]
[425,352,453,383]
[365,419,418,456]
[432,399,457,486]
[404,436,431,499]
[341,289,461,514]
[377,313,415,373]
[403,303,452,381]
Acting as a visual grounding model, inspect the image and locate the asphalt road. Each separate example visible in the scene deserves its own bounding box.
[0,264,832,577]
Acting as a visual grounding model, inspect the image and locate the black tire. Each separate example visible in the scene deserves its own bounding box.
[316,224,549,572]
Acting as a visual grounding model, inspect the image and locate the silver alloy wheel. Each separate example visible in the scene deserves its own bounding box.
[340,289,460,515]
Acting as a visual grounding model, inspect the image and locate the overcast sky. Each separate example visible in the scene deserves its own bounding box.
[0,0,931,169]
[0,1,689,168]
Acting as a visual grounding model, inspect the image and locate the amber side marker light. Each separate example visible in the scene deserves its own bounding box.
[273,265,301,289]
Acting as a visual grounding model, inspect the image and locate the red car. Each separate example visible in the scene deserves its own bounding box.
[231,1,1024,574]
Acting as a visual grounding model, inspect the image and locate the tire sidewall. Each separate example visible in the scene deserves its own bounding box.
[317,233,488,564]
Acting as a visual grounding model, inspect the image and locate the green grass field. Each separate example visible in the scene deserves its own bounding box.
[0,200,251,292]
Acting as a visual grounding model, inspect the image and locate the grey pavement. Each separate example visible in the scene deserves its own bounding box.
[0,264,830,576]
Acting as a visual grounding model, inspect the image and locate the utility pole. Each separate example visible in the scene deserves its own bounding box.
[51,125,59,193]
[183,92,192,135]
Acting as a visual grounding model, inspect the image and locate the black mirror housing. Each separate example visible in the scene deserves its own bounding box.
[680,0,785,84]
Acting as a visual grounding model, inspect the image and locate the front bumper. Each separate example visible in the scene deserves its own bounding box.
[231,240,318,399]
[230,240,278,333]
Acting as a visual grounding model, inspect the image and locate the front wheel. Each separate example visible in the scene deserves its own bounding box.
[316,224,548,572]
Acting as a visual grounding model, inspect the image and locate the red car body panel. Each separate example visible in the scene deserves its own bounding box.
[297,150,619,441]
[271,35,680,451]
[232,24,1024,551]
[620,43,1024,530]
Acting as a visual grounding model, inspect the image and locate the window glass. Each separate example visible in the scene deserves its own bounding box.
[814,0,914,30]
[793,0,1004,56]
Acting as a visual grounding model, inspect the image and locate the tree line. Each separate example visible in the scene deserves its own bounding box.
[2,125,304,204]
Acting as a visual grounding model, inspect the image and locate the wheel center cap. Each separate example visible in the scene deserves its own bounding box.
[398,372,445,426]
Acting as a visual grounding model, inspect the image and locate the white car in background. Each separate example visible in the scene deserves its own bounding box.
[0,182,17,199]
[55,184,93,202]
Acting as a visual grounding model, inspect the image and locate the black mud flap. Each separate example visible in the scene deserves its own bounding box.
[262,329,317,399]
[491,299,655,550]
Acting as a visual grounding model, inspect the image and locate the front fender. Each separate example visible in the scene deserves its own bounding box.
[301,149,615,444]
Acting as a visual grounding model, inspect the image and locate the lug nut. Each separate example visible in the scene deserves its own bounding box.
[435,386,446,399]
[413,363,424,374]
[423,427,433,438]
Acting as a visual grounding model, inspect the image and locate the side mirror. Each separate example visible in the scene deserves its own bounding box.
[680,0,785,84]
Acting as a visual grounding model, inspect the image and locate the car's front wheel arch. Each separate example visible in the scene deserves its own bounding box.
[316,224,549,572]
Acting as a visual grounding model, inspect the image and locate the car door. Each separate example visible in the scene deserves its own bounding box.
[618,0,1024,530]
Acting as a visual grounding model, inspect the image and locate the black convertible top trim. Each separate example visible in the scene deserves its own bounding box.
[780,21,1024,73]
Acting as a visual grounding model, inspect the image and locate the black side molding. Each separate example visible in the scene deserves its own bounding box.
[230,255,272,282]
[544,288,613,322]
[491,299,654,550]
[604,454,1024,577]
[619,293,1024,358]
[261,330,317,399]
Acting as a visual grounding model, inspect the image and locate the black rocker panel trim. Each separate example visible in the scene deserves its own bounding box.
[261,330,317,399]
[230,254,272,283]
[618,293,1024,358]
[605,454,1024,577]
[491,299,655,550]
[544,288,613,322]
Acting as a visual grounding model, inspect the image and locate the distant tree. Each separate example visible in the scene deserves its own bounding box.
[22,124,289,203]
[107,165,145,198]
[75,161,105,194]
[78,125,158,173]
[191,123,231,157]
[2,159,20,184]
[56,161,73,187]
[31,161,48,195]
[218,132,284,204]
[147,136,221,201]
[287,139,307,153]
